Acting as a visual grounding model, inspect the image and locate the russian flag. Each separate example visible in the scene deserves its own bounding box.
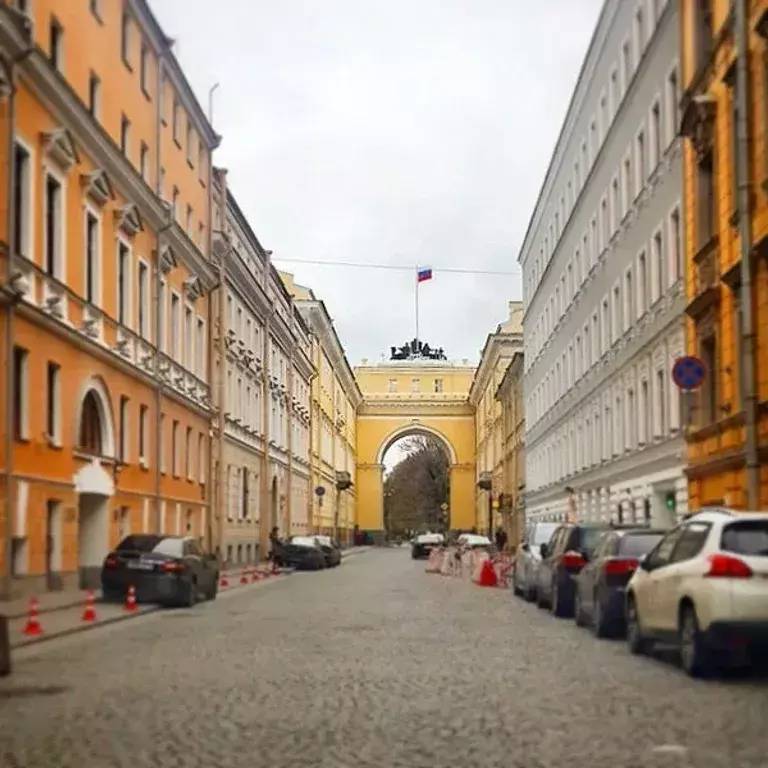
[417,267,433,283]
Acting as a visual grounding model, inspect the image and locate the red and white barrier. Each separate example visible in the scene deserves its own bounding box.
[425,548,444,573]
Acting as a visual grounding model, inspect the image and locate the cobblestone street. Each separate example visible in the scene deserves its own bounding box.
[1,548,767,768]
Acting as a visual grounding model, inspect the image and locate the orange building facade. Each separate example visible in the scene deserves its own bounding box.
[680,0,768,510]
[0,0,219,595]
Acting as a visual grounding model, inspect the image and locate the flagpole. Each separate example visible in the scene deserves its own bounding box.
[415,265,419,353]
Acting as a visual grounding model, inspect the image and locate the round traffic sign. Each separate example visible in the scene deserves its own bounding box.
[672,356,706,390]
[314,486,326,497]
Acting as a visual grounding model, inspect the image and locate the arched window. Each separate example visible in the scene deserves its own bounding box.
[79,391,102,455]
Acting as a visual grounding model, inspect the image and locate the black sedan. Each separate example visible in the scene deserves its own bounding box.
[101,534,219,607]
[411,533,444,560]
[313,535,342,567]
[281,536,327,570]
[574,527,666,637]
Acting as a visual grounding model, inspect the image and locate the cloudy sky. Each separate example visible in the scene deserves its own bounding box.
[153,0,602,365]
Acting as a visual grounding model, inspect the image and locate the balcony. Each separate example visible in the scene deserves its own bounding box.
[686,237,721,318]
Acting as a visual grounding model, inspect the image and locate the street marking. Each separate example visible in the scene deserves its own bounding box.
[650,744,689,756]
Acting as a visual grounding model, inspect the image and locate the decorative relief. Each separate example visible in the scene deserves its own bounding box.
[41,127,80,172]
[114,204,143,237]
[80,169,114,207]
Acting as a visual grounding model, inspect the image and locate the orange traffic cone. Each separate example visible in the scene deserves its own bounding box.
[22,597,43,636]
[219,571,229,588]
[240,568,248,585]
[81,590,97,622]
[478,558,498,588]
[124,585,138,612]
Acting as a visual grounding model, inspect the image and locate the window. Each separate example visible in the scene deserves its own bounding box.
[696,149,716,248]
[172,100,181,144]
[650,100,662,169]
[121,12,131,67]
[599,94,607,142]
[158,280,167,352]
[198,433,206,483]
[139,405,148,464]
[88,72,100,117]
[654,369,666,437]
[666,66,679,146]
[186,121,194,165]
[700,335,717,424]
[388,378,397,393]
[639,378,649,444]
[46,362,60,441]
[196,318,205,378]
[138,262,149,339]
[612,284,622,343]
[117,242,130,325]
[411,378,420,393]
[624,268,634,331]
[634,5,645,57]
[79,391,102,455]
[635,129,646,194]
[49,17,63,71]
[185,427,193,479]
[651,230,664,302]
[85,211,99,304]
[172,187,179,221]
[140,142,149,183]
[668,206,682,284]
[172,420,180,476]
[45,174,62,277]
[119,396,129,461]
[600,196,609,251]
[170,293,181,360]
[610,68,619,119]
[140,44,150,97]
[601,298,610,353]
[184,306,193,370]
[198,145,206,181]
[160,414,166,473]
[622,39,632,93]
[185,204,193,234]
[611,176,620,232]
[637,250,648,315]
[12,143,30,259]
[622,154,632,217]
[120,114,130,156]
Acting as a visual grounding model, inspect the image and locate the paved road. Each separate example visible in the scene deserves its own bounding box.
[1,549,767,768]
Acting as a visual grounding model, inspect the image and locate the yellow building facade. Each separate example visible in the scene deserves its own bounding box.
[354,351,476,539]
[0,0,219,595]
[680,0,768,510]
[468,303,524,535]
[495,350,525,545]
[280,273,362,544]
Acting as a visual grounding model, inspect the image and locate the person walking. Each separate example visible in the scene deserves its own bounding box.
[495,527,508,552]
[269,527,284,568]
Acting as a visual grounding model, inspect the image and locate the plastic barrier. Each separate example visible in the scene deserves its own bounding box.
[425,548,444,573]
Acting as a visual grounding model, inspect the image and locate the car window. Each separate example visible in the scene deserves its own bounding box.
[669,522,711,564]
[546,527,565,554]
[619,532,665,558]
[532,523,558,545]
[721,520,768,556]
[646,527,684,569]
[592,532,613,561]
[575,527,605,556]
[116,534,163,552]
[185,539,202,557]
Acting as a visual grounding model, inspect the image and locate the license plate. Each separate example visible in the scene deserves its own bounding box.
[127,560,153,570]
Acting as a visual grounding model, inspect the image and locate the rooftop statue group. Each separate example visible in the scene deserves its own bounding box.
[390,339,447,361]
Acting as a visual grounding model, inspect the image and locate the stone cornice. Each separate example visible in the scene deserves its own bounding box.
[468,333,523,405]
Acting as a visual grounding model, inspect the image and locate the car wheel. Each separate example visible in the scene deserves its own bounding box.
[183,580,197,608]
[679,604,713,678]
[592,594,609,638]
[626,595,649,655]
[524,583,536,602]
[512,574,523,597]
[207,576,219,601]
[536,586,547,609]
[574,590,586,627]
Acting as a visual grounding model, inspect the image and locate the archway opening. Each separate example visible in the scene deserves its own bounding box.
[382,433,450,538]
[79,390,103,455]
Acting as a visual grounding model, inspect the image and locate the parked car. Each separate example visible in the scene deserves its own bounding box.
[574,527,666,637]
[313,535,342,567]
[101,534,219,607]
[281,536,327,570]
[513,521,559,601]
[411,533,444,559]
[536,522,616,617]
[456,534,492,550]
[626,508,768,677]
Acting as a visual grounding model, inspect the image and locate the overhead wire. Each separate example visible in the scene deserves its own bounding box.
[271,256,520,276]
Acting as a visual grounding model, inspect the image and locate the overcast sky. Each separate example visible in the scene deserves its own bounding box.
[153,0,602,365]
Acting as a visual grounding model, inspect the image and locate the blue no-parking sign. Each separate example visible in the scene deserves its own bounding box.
[672,356,706,390]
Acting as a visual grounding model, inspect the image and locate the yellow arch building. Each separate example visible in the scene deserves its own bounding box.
[354,352,476,539]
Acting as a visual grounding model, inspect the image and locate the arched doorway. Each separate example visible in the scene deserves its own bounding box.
[74,380,115,588]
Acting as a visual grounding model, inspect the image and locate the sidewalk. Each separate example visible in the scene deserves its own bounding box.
[5,546,370,649]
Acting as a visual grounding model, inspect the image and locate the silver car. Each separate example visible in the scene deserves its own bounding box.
[512,522,559,601]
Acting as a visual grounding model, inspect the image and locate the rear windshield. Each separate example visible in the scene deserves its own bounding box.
[116,535,182,556]
[532,524,558,545]
[290,537,317,548]
[619,532,665,557]
[577,527,606,555]
[721,521,768,556]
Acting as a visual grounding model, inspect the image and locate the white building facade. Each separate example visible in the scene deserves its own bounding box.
[212,174,313,565]
[520,0,687,529]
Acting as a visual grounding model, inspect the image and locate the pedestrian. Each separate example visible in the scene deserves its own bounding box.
[495,527,508,552]
[269,526,283,568]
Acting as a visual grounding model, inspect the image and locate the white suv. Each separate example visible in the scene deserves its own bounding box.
[625,508,768,677]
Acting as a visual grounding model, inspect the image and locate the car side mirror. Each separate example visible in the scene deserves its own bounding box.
[539,543,548,558]
[639,556,652,572]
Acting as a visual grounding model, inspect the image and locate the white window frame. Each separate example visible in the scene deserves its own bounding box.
[667,201,683,286]
[634,124,646,198]
[621,35,633,96]
[119,396,129,462]
[83,203,102,307]
[171,419,180,477]
[42,164,66,280]
[46,361,61,445]
[184,301,194,372]
[649,94,663,172]
[170,290,181,362]
[650,225,665,305]
[196,317,206,380]
[115,236,133,328]
[198,433,206,484]
[139,404,149,467]
[665,60,680,148]
[13,136,35,263]
[137,257,151,340]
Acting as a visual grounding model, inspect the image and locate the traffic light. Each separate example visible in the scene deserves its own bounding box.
[665,492,676,512]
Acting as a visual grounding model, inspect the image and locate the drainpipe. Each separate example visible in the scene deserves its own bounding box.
[308,332,316,533]
[734,0,760,510]
[1,41,35,600]
[213,169,228,559]
[286,298,295,534]
[205,161,217,557]
[260,254,273,557]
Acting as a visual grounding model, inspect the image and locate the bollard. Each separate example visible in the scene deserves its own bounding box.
[0,614,10,676]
